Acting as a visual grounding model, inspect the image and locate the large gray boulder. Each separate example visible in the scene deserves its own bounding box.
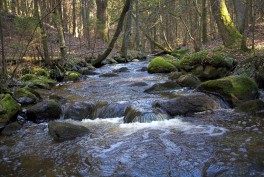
[154,93,221,116]
[48,121,89,142]
[26,100,62,123]
[64,101,95,120]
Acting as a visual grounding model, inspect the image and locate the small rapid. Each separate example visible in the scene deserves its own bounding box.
[1,60,264,176]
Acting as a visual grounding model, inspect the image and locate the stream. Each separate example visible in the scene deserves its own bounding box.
[0,60,264,177]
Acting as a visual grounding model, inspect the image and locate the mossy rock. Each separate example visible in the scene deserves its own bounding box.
[26,76,56,89]
[177,74,201,88]
[235,99,264,116]
[0,94,20,124]
[147,57,176,73]
[197,75,258,107]
[13,87,38,105]
[171,48,189,58]
[168,71,183,80]
[33,68,49,77]
[64,71,82,81]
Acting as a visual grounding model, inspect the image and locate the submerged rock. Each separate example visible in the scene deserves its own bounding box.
[26,100,62,123]
[144,81,181,93]
[0,94,20,125]
[64,101,95,120]
[235,99,264,116]
[99,73,119,77]
[197,75,258,107]
[154,93,221,116]
[124,107,170,123]
[1,122,22,136]
[48,121,89,142]
[113,67,129,73]
[147,57,176,73]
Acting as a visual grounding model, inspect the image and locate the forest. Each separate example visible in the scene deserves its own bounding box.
[0,0,264,176]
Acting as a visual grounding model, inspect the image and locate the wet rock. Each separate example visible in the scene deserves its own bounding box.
[0,94,20,125]
[154,93,221,116]
[168,71,183,80]
[144,81,181,93]
[124,107,170,123]
[48,121,89,142]
[13,87,39,105]
[130,82,148,87]
[80,68,99,75]
[197,75,258,107]
[26,100,62,123]
[99,73,119,77]
[176,74,201,88]
[92,102,130,119]
[64,101,95,120]
[147,57,176,73]
[113,67,129,73]
[235,99,264,116]
[1,122,22,136]
[137,67,147,72]
[25,76,56,89]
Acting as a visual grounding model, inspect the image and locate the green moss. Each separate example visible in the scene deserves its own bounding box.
[147,57,176,73]
[197,75,258,106]
[0,94,20,123]
[26,76,56,89]
[34,68,49,77]
[21,74,36,81]
[65,71,81,81]
[180,51,209,66]
[14,87,37,102]
[171,48,189,58]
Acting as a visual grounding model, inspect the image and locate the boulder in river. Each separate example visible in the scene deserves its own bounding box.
[22,74,56,89]
[124,107,171,123]
[13,87,39,105]
[1,122,22,136]
[235,99,264,116]
[64,71,82,81]
[48,121,89,142]
[144,81,181,93]
[154,93,222,116]
[176,74,201,88]
[99,73,119,77]
[26,100,62,123]
[0,94,20,125]
[64,101,95,120]
[197,75,258,107]
[147,57,176,73]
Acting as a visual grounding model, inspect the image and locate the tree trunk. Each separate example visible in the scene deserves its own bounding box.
[72,0,76,36]
[241,0,250,51]
[121,0,133,58]
[210,0,242,47]
[201,0,208,43]
[134,0,140,50]
[96,0,108,42]
[92,0,131,67]
[0,4,6,78]
[233,0,246,33]
[34,0,50,64]
[52,1,67,63]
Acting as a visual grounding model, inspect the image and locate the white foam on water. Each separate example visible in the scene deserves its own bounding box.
[82,117,123,124]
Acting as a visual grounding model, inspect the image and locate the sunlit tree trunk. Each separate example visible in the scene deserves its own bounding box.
[96,0,108,42]
[52,0,67,63]
[210,0,242,47]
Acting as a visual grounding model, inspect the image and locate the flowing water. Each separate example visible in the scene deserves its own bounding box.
[0,60,264,177]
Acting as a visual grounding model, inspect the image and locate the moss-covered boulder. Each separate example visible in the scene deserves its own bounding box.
[197,75,258,107]
[168,71,183,80]
[175,51,237,80]
[33,67,49,77]
[64,71,82,81]
[177,74,201,88]
[22,74,56,89]
[26,100,62,123]
[147,57,176,73]
[13,87,39,105]
[0,94,20,125]
[235,99,264,116]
